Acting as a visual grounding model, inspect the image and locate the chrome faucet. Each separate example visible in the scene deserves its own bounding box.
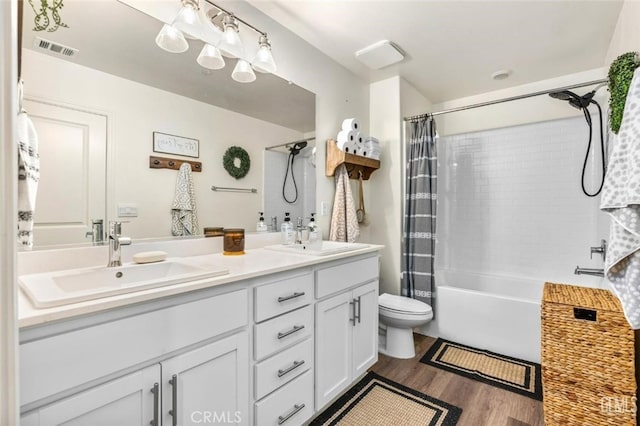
[85,219,104,245]
[575,266,604,277]
[295,217,308,244]
[271,216,278,232]
[590,239,607,261]
[108,221,131,267]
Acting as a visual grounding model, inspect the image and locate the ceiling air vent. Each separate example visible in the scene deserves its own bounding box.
[33,37,78,58]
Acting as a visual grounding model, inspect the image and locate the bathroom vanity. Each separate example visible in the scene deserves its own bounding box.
[18,242,381,426]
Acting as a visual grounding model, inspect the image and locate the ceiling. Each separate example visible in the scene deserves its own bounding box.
[20,0,315,132]
[249,0,624,103]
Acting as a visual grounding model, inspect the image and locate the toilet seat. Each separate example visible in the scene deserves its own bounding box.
[379,293,432,315]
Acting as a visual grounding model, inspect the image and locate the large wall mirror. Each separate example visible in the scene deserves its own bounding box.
[20,0,316,249]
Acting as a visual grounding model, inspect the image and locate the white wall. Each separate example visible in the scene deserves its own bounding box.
[22,49,303,239]
[605,1,640,66]
[368,77,432,296]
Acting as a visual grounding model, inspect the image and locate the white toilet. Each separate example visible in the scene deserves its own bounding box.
[378,293,433,359]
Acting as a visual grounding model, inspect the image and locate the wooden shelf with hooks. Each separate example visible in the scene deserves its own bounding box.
[325,139,380,180]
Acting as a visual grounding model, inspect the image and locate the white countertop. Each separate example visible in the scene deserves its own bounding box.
[19,245,382,329]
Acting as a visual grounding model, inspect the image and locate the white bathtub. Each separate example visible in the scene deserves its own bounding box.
[435,269,544,363]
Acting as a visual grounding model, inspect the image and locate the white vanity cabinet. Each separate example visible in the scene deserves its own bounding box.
[314,256,379,410]
[20,287,250,426]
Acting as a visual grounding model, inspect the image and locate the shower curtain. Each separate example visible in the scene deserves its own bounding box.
[401,116,437,307]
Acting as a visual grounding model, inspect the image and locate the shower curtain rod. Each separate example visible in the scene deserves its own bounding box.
[403,78,608,122]
[264,137,316,151]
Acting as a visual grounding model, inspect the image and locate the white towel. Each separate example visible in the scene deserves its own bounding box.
[600,67,640,328]
[329,164,359,243]
[17,84,40,249]
[171,163,199,236]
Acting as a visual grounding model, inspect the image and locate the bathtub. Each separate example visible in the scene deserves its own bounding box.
[435,269,544,363]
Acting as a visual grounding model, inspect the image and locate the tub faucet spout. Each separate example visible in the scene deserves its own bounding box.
[574,266,604,277]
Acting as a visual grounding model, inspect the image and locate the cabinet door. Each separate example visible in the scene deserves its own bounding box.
[36,364,159,426]
[315,291,353,410]
[352,280,379,377]
[162,332,249,426]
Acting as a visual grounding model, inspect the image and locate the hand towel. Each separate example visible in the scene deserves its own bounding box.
[600,67,640,328]
[171,163,199,236]
[17,83,40,249]
[329,164,360,243]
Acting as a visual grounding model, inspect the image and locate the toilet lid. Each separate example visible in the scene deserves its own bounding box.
[379,293,432,315]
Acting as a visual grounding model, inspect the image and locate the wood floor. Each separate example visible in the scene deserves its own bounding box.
[370,334,544,426]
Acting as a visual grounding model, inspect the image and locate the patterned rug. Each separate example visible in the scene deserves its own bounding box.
[310,372,462,425]
[420,338,542,401]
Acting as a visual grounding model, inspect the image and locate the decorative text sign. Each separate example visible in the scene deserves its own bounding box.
[153,132,199,158]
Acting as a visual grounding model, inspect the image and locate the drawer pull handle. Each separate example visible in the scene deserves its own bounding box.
[356,296,362,324]
[150,382,159,426]
[278,292,306,303]
[278,403,306,425]
[278,360,305,378]
[350,300,356,326]
[278,324,305,339]
[169,374,178,426]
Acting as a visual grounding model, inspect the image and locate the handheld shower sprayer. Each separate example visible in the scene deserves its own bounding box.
[548,86,605,197]
[283,141,308,204]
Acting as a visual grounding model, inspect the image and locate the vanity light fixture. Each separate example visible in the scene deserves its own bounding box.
[152,0,276,83]
[155,24,189,53]
[218,14,244,59]
[252,34,277,74]
[232,59,256,83]
[172,0,203,38]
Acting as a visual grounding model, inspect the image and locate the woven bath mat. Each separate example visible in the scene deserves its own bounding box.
[420,338,542,401]
[310,372,462,425]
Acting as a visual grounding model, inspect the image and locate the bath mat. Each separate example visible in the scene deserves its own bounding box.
[310,371,462,425]
[420,338,542,401]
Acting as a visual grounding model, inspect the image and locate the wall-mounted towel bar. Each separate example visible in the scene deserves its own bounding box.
[211,185,257,194]
[149,156,202,172]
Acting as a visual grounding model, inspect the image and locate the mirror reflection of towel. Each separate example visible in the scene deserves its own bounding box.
[171,163,199,236]
[17,106,40,250]
[600,68,640,328]
[329,164,359,243]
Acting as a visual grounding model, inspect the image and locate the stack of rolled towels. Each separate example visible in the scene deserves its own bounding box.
[336,118,380,160]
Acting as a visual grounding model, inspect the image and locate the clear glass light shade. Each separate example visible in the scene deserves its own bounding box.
[232,59,256,83]
[155,24,188,53]
[252,45,276,73]
[219,27,244,59]
[200,14,223,46]
[173,3,203,39]
[197,44,225,70]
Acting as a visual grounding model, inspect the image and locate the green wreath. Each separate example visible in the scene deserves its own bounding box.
[223,146,251,179]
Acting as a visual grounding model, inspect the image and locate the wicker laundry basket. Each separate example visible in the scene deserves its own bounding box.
[542,282,637,425]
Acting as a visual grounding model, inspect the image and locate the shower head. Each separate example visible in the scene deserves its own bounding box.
[549,89,595,110]
[289,141,308,157]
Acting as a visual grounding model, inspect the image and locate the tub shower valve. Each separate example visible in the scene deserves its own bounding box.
[590,239,607,261]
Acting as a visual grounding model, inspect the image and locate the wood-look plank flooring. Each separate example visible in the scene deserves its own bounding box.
[370,334,543,426]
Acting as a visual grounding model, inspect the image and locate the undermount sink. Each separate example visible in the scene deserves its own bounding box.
[264,241,369,256]
[20,259,229,308]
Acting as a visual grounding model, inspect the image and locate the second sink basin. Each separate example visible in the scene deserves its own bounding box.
[264,241,369,256]
[20,259,229,308]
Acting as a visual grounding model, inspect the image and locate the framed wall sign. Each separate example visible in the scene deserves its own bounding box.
[153,132,199,158]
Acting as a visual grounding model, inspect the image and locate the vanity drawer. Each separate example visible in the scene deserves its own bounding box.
[255,371,314,426]
[254,306,313,360]
[255,338,313,400]
[316,255,379,299]
[254,273,313,323]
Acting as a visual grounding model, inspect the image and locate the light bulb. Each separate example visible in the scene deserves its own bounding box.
[232,59,256,83]
[252,35,276,73]
[218,14,244,59]
[173,0,202,39]
[197,44,225,70]
[155,24,188,53]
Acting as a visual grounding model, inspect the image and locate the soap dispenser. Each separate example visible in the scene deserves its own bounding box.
[256,212,268,233]
[281,212,294,245]
[308,213,322,247]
